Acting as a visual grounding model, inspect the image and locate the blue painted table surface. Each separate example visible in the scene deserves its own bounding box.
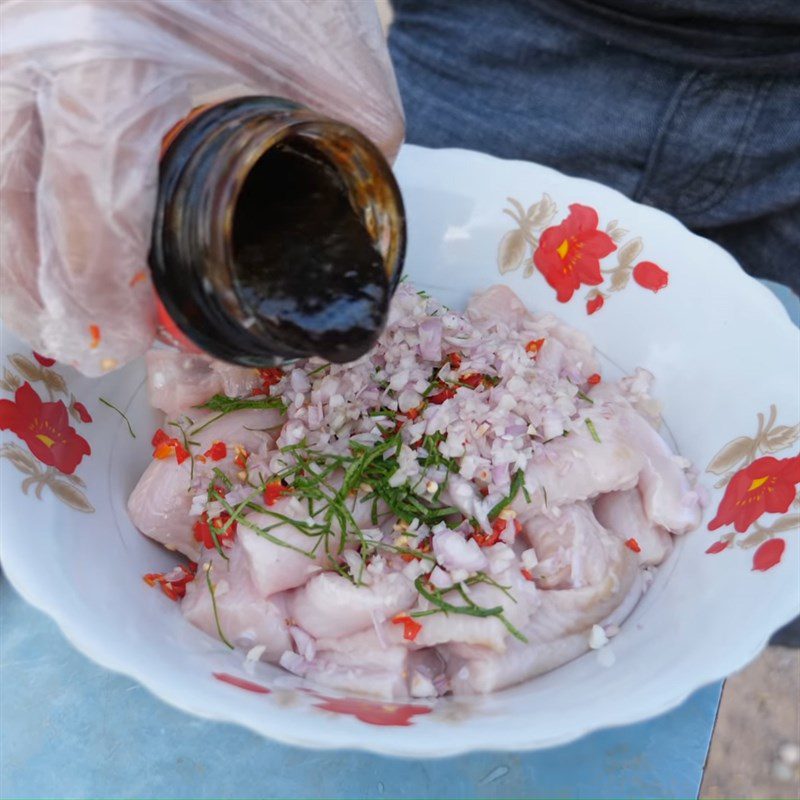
[1,281,797,800]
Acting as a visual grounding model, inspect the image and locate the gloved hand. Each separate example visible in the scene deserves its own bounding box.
[0,0,404,376]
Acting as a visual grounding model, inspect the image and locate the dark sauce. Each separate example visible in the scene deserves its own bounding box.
[232,139,389,363]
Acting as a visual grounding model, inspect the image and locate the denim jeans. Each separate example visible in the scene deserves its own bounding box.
[389,0,800,293]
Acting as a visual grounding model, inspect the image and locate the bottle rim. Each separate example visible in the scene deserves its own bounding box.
[151,97,406,366]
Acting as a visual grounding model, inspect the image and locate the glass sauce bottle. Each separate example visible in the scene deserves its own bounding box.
[149,96,405,367]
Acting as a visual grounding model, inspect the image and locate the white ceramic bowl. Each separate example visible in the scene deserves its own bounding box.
[2,145,798,756]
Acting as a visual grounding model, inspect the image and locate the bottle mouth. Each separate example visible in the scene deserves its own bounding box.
[212,114,406,365]
[150,97,406,368]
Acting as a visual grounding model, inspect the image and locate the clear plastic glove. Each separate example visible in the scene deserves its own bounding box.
[0,0,404,376]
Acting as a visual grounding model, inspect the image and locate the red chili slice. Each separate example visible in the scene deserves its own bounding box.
[143,563,197,601]
[173,442,190,465]
[392,615,422,641]
[428,387,457,405]
[399,539,431,562]
[152,428,170,447]
[192,514,212,548]
[153,442,175,460]
[194,512,236,549]
[89,324,101,349]
[204,441,227,461]
[152,428,191,465]
[460,373,483,389]
[258,367,284,395]
[263,481,292,506]
[473,518,506,548]
[525,338,545,356]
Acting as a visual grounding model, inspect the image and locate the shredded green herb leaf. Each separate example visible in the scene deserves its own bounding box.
[585,418,602,443]
[410,576,528,643]
[488,469,526,521]
[205,566,234,649]
[211,468,232,490]
[168,417,197,484]
[307,362,330,377]
[467,572,516,603]
[99,397,135,438]
[197,394,286,414]
[192,394,286,434]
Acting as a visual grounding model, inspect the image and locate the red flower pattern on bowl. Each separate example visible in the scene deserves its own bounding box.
[0,381,91,474]
[32,352,56,367]
[708,455,800,534]
[533,204,617,303]
[752,539,787,572]
[212,672,270,694]
[586,291,605,315]
[633,261,669,292]
[313,695,431,727]
[71,401,93,424]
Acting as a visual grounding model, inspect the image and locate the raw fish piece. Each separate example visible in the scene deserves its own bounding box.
[594,489,673,566]
[519,415,645,513]
[237,511,330,598]
[412,568,536,652]
[446,506,640,693]
[182,548,291,659]
[446,633,590,695]
[127,407,281,559]
[289,571,417,638]
[304,628,410,699]
[620,409,702,534]
[146,349,261,418]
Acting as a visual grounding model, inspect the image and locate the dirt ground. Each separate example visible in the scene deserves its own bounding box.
[701,647,800,799]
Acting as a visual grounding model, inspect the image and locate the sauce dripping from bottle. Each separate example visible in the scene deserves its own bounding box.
[231,138,389,363]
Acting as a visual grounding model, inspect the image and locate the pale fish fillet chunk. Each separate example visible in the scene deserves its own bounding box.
[288,571,417,639]
[305,628,410,699]
[620,408,702,534]
[519,414,645,512]
[238,507,329,598]
[447,633,591,695]
[146,349,261,417]
[411,568,537,652]
[523,504,640,639]
[594,489,673,566]
[239,481,389,598]
[127,407,282,559]
[446,505,640,694]
[182,548,291,660]
[466,284,532,327]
